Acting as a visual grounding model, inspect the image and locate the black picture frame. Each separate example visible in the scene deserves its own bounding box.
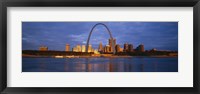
[0,0,200,94]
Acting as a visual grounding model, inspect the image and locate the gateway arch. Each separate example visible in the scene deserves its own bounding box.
[86,23,115,54]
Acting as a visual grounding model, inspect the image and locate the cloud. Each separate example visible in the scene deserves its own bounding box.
[22,22,178,51]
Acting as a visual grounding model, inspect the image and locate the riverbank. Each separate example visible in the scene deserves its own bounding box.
[22,54,177,58]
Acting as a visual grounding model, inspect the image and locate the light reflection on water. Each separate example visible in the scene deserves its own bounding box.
[22,57,178,72]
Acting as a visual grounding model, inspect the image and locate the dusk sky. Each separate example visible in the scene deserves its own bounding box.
[22,22,178,51]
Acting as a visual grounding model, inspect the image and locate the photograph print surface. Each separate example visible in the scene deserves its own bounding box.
[22,22,178,72]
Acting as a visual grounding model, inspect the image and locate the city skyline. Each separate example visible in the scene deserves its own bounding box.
[61,38,145,53]
[22,22,178,51]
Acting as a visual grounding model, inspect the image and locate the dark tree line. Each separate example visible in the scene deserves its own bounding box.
[23,50,177,56]
[22,50,93,56]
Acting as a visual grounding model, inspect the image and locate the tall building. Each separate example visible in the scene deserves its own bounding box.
[119,48,123,52]
[98,42,103,52]
[136,44,145,52]
[88,45,92,52]
[65,44,70,51]
[72,45,82,52]
[128,44,133,52]
[109,38,116,52]
[72,46,78,52]
[39,46,48,51]
[77,45,81,52]
[124,43,129,52]
[81,45,86,52]
[115,44,121,53]
[104,45,110,53]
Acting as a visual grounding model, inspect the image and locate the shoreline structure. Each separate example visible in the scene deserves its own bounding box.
[22,50,178,58]
[22,54,177,58]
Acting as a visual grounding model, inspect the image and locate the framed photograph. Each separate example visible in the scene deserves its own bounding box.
[1,0,200,94]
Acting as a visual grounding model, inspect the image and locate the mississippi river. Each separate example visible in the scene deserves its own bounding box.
[22,57,178,72]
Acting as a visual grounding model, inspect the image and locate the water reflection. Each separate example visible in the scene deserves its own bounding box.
[39,61,46,72]
[62,58,132,72]
[22,57,178,72]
